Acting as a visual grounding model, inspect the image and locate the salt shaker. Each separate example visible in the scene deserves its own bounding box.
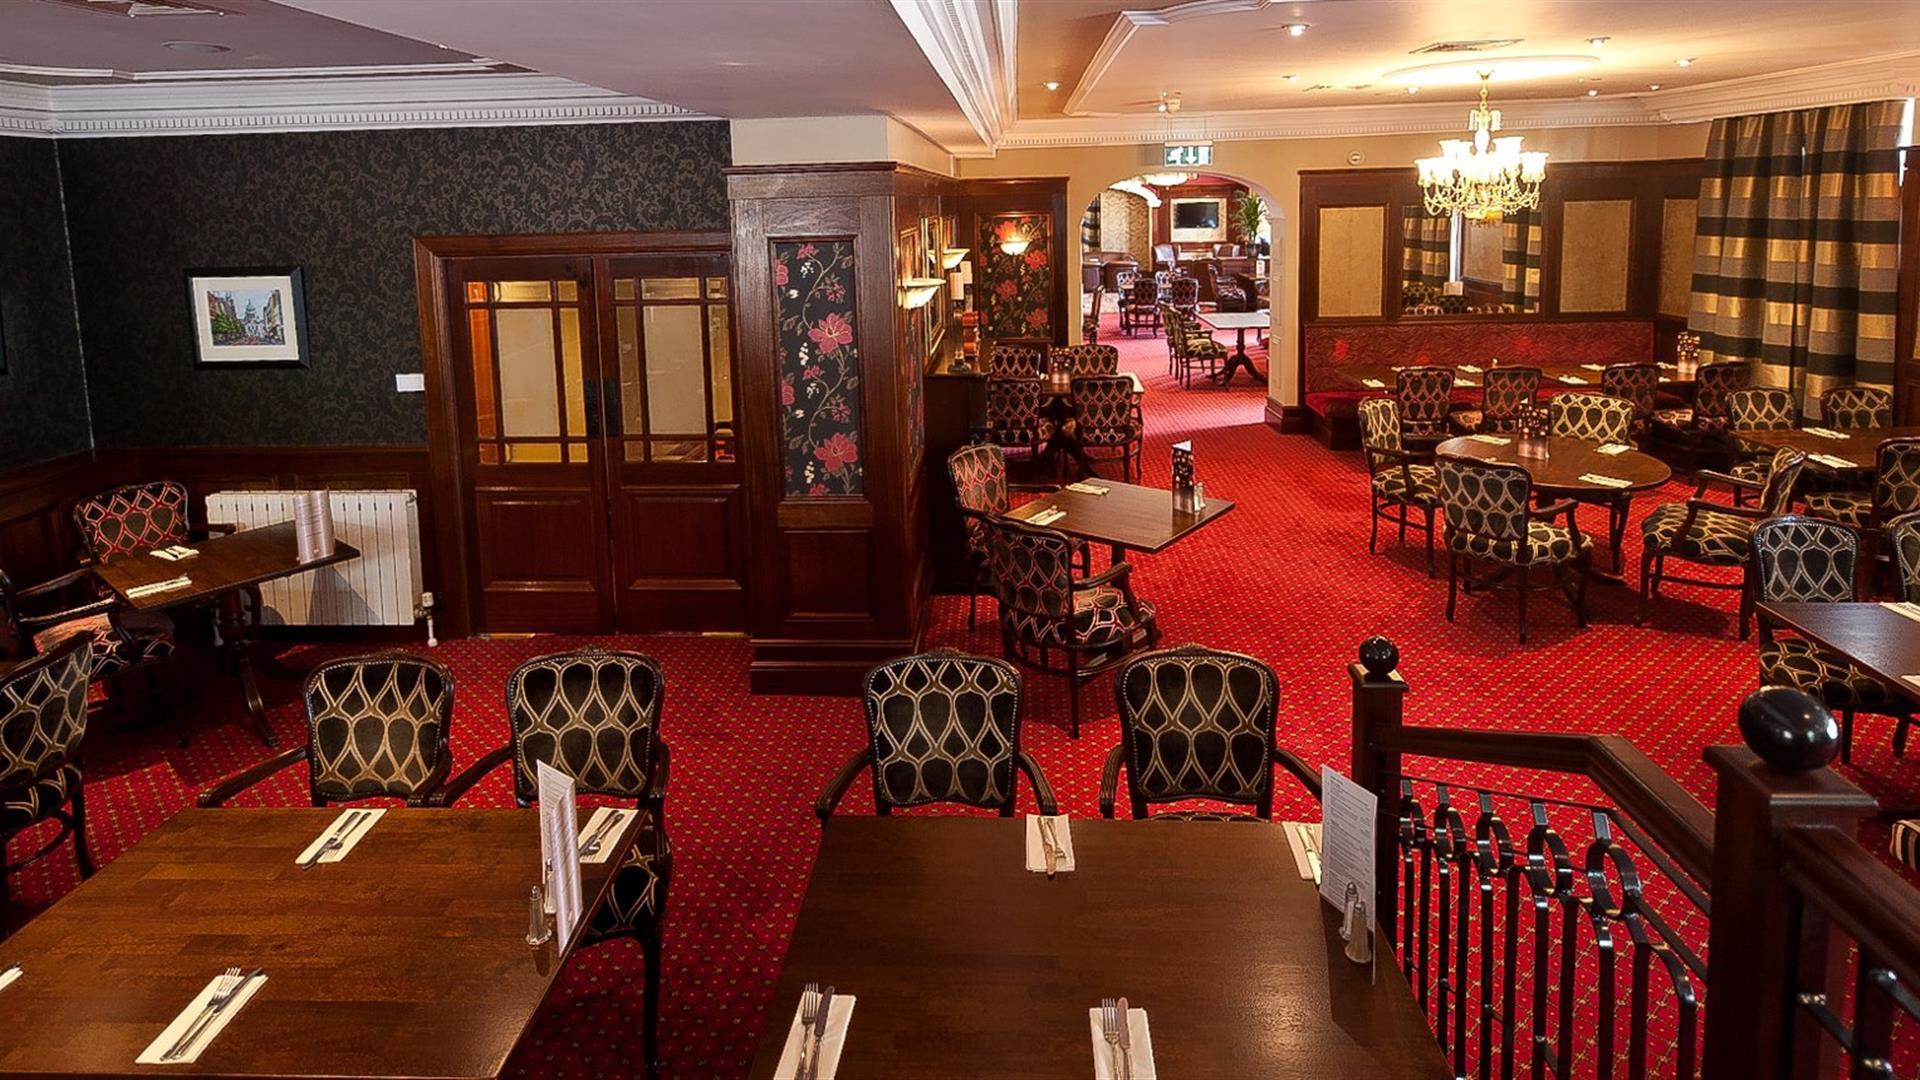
[526,885,553,946]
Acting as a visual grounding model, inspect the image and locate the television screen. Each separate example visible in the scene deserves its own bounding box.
[1173,201,1220,231]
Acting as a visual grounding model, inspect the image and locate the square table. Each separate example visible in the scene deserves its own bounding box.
[749,817,1448,1079]
[92,521,360,747]
[1197,310,1269,386]
[1728,426,1920,472]
[1002,479,1233,562]
[0,807,643,1078]
[1758,601,1920,708]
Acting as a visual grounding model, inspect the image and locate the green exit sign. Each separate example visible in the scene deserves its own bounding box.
[1163,142,1213,167]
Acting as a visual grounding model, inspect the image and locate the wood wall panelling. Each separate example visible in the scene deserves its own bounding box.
[1316,206,1387,318]
[1660,197,1699,318]
[1558,199,1635,313]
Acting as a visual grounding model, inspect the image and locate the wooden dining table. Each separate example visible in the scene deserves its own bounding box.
[1331,361,1687,394]
[91,521,360,747]
[1728,425,1920,472]
[0,806,644,1078]
[1196,310,1269,386]
[1436,435,1671,575]
[1003,478,1234,562]
[749,817,1449,1079]
[1758,601,1920,709]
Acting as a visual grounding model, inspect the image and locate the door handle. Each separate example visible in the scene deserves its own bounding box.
[584,377,602,438]
[603,378,623,438]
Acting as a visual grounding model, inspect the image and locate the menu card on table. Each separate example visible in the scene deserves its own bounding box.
[1319,766,1378,982]
[537,761,584,950]
[293,490,336,564]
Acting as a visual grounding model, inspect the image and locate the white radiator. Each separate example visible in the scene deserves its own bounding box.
[204,489,424,627]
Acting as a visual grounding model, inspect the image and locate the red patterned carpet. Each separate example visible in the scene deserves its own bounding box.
[9,309,1916,1077]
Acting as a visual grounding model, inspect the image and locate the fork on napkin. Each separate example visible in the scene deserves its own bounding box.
[1092,999,1156,1079]
[1467,434,1510,445]
[137,967,268,1064]
[1558,375,1590,385]
[776,984,856,1080]
[1596,443,1631,456]
[1883,602,1920,624]
[1808,452,1858,470]
[1064,482,1110,496]
[1026,814,1075,875]
[577,807,636,864]
[1028,508,1068,527]
[1578,473,1633,489]
[295,808,384,868]
[0,963,20,993]
[126,575,193,599]
[1803,426,1849,440]
[1360,378,1386,389]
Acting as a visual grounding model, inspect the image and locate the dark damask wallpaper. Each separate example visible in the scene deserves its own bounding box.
[774,241,863,497]
[58,121,730,448]
[0,139,92,470]
[979,213,1052,340]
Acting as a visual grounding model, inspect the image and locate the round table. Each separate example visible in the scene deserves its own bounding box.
[1436,435,1671,579]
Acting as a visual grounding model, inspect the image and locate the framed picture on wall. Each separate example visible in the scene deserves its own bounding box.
[186,267,310,368]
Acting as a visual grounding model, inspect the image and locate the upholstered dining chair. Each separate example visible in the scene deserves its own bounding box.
[1803,437,1920,532]
[1099,645,1320,821]
[197,651,456,807]
[979,376,1054,467]
[1820,385,1894,430]
[1164,304,1226,388]
[1050,343,1119,377]
[431,648,672,1079]
[817,649,1057,820]
[946,444,1085,629]
[986,341,1047,378]
[1394,366,1456,448]
[1082,285,1103,345]
[1205,263,1253,313]
[1653,360,1749,443]
[1435,455,1591,644]
[1753,516,1910,763]
[988,518,1159,738]
[70,479,234,566]
[1070,375,1144,482]
[1725,388,1799,503]
[1120,277,1160,336]
[1890,511,1920,603]
[1167,274,1200,320]
[0,569,175,708]
[1,635,94,937]
[1600,363,1661,441]
[1357,398,1438,575]
[1638,446,1807,639]
[1547,392,1635,445]
[1451,366,1539,435]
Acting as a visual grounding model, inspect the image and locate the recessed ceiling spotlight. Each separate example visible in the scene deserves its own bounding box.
[1587,36,1610,47]
[1586,88,1599,97]
[1043,80,1060,91]
[1576,77,1587,83]
[162,40,230,53]
[1283,73,1300,82]
[1282,22,1309,37]
[1406,86,1419,94]
[1648,83,1662,91]
[1676,57,1695,68]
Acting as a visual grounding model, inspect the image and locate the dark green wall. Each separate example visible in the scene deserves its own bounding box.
[0,137,92,470]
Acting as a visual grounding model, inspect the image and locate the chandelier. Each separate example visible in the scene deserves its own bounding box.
[1415,72,1547,222]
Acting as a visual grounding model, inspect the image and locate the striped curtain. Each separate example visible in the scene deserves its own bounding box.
[1501,208,1542,311]
[1081,200,1101,252]
[1400,212,1450,290]
[1688,100,1902,414]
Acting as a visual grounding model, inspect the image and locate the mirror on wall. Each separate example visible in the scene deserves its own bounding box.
[1399,207,1541,317]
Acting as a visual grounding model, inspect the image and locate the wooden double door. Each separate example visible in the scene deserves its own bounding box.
[439,240,745,633]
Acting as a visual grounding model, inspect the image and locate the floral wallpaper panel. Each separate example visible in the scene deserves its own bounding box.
[774,240,863,497]
[980,213,1052,340]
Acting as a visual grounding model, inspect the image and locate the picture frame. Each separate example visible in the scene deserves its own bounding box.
[185,267,310,368]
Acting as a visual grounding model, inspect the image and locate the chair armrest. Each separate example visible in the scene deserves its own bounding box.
[815,748,872,823]
[1074,561,1134,592]
[16,595,117,630]
[404,746,459,808]
[1693,468,1760,495]
[1274,748,1323,802]
[197,745,307,807]
[1535,498,1578,522]
[193,521,239,539]
[646,739,671,807]
[1007,483,1063,494]
[427,744,513,808]
[1098,744,1125,819]
[1015,750,1058,816]
[1686,496,1767,521]
[15,568,92,598]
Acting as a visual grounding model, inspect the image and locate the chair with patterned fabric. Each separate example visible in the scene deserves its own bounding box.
[1451,366,1539,435]
[1394,366,1456,449]
[987,518,1159,739]
[70,480,235,566]
[1436,455,1591,643]
[1754,517,1910,763]
[1547,392,1634,445]
[1082,285,1103,344]
[1,635,94,937]
[1804,438,1920,532]
[1167,275,1200,321]
[0,569,175,711]
[1358,399,1438,575]
[1164,305,1226,388]
[1070,375,1144,482]
[946,445,1086,629]
[1205,263,1253,313]
[1820,385,1894,430]
[978,376,1054,467]
[1653,360,1749,443]
[1601,363,1661,441]
[1890,511,1920,604]
[1099,645,1320,821]
[1049,344,1119,377]
[1724,388,1799,503]
[429,648,672,1078]
[818,649,1057,822]
[1639,446,1807,638]
[986,341,1047,378]
[1120,277,1160,337]
[197,651,456,807]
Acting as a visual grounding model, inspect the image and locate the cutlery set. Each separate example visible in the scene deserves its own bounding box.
[1038,816,1062,879]
[1100,996,1135,1080]
[579,810,625,858]
[300,810,372,869]
[162,966,265,1062]
[795,982,835,1080]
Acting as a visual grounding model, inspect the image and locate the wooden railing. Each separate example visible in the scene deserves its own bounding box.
[1349,636,1920,1079]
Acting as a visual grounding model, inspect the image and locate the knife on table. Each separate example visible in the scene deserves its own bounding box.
[1116,995,1133,1080]
[1039,817,1058,879]
[806,986,835,1080]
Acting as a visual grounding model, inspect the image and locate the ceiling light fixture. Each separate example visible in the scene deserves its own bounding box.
[1043,80,1060,91]
[1283,73,1299,82]
[1407,86,1420,95]
[1675,57,1695,68]
[1648,83,1662,91]
[1282,23,1309,37]
[1587,36,1609,47]
[1586,88,1599,97]
[1415,71,1548,223]
[162,40,230,53]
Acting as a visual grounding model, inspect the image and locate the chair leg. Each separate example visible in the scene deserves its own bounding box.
[1573,556,1589,627]
[1423,506,1436,577]
[1897,714,1913,759]
[1066,658,1082,740]
[1368,499,1381,554]
[1516,564,1530,645]
[1637,550,1657,625]
[70,787,96,878]
[967,591,977,630]
[1738,577,1754,641]
[1841,708,1856,765]
[1446,552,1459,622]
[641,924,664,1080]
[1397,504,1408,545]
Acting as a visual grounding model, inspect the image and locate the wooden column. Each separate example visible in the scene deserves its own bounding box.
[1350,635,1409,942]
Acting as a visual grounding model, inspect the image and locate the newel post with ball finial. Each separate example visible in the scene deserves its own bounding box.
[1699,687,1877,1080]
[1350,635,1407,942]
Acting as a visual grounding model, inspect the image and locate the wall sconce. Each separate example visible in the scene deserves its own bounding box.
[941,247,969,271]
[994,221,1032,256]
[899,277,945,309]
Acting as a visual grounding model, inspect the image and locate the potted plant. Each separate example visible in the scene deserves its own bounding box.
[1231,191,1265,252]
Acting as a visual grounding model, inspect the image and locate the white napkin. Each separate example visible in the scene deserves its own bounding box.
[1065,482,1111,496]
[1559,375,1590,385]
[1088,1007,1157,1079]
[1580,363,1607,371]
[773,994,856,1080]
[0,965,20,993]
[1029,508,1067,527]
[1808,452,1857,470]
[293,807,385,866]
[1283,820,1322,883]
[1882,602,1920,624]
[1657,362,1677,370]
[1360,378,1386,389]
[1467,434,1511,445]
[126,576,192,599]
[1578,473,1633,489]
[136,971,269,1064]
[1459,364,1485,373]
[1597,443,1631,456]
[1905,675,1920,692]
[1026,814,1076,873]
[577,807,636,865]
[149,545,200,562]
[1455,378,1478,387]
[1804,427,1848,440]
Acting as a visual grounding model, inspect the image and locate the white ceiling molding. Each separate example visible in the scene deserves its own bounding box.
[891,0,1016,150]
[1062,0,1318,117]
[0,72,707,138]
[1649,51,1920,123]
[0,59,509,82]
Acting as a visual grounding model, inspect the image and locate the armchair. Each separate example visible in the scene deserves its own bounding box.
[1,635,94,937]
[1436,455,1591,643]
[1357,399,1438,575]
[1638,446,1807,638]
[70,479,235,566]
